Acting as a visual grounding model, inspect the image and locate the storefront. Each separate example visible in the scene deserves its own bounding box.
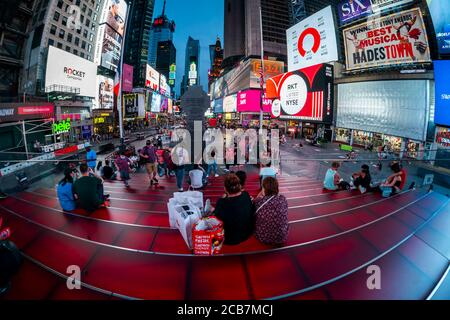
[93,110,114,140]
[434,126,450,169]
[0,103,55,154]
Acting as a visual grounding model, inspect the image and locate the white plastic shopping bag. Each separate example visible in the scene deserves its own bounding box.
[174,203,202,249]
[173,191,204,210]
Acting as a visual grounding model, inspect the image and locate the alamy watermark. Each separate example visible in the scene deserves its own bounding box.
[169,121,280,169]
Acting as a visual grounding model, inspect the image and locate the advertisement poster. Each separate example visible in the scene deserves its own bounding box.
[266,64,334,122]
[371,0,413,13]
[151,92,162,113]
[100,25,122,72]
[434,60,450,126]
[436,127,450,148]
[237,90,272,113]
[145,64,160,91]
[212,98,223,113]
[223,94,237,113]
[343,8,431,71]
[338,0,373,25]
[101,0,127,36]
[168,99,173,114]
[250,60,285,88]
[95,0,127,71]
[45,46,97,97]
[286,6,339,72]
[123,94,138,118]
[160,74,171,97]
[427,0,450,55]
[94,75,114,109]
[122,63,133,92]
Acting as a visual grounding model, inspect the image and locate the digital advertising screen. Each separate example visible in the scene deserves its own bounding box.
[343,8,431,71]
[427,0,450,55]
[45,46,97,97]
[286,6,339,72]
[266,64,334,123]
[434,60,450,126]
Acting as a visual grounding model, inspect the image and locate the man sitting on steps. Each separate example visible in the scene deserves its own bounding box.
[73,163,110,212]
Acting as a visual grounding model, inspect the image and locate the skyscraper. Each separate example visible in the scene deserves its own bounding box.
[123,0,155,87]
[208,37,223,91]
[223,0,245,69]
[223,0,291,68]
[19,0,105,97]
[156,40,176,89]
[0,0,36,101]
[147,0,175,68]
[181,36,200,96]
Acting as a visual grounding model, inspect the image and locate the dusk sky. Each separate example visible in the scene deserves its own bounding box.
[153,0,224,96]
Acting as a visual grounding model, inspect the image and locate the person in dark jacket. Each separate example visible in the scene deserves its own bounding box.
[212,174,255,245]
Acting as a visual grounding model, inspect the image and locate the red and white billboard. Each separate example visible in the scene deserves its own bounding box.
[287,6,339,72]
[145,64,160,91]
[266,64,333,122]
[343,8,431,71]
[237,90,272,113]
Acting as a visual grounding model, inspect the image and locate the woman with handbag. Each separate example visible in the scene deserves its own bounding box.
[254,177,289,246]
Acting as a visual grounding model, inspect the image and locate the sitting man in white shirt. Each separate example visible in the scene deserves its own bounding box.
[189,164,207,190]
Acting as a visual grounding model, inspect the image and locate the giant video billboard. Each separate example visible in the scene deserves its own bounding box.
[427,0,450,55]
[45,46,97,97]
[95,0,127,71]
[266,64,333,123]
[93,75,114,109]
[434,60,450,126]
[343,8,431,71]
[145,64,160,91]
[287,6,339,72]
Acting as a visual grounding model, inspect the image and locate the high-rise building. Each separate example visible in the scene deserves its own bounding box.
[223,0,246,69]
[0,0,35,101]
[156,40,176,85]
[208,37,223,91]
[124,0,155,87]
[223,0,290,69]
[20,0,107,97]
[147,0,175,68]
[181,36,200,96]
[288,0,306,26]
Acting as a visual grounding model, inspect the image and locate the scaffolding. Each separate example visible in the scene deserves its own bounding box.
[0,117,57,161]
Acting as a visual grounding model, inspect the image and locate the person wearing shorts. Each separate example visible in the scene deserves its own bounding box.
[140,140,158,186]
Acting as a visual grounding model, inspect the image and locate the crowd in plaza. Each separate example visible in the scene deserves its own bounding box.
[54,129,411,250]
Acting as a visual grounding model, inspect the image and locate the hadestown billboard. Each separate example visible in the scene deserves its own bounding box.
[45,46,97,98]
[343,7,431,71]
[286,6,339,72]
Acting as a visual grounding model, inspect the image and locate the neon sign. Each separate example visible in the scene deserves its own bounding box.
[53,118,71,134]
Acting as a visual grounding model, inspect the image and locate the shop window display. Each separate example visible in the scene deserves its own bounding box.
[335,128,350,143]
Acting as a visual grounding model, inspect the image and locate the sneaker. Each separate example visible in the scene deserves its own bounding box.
[178,188,183,192]
[153,178,159,183]
[104,194,110,199]
[215,174,219,177]
[0,192,7,199]
[359,185,367,194]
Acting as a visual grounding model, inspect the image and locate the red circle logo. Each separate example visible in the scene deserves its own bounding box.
[298,27,321,57]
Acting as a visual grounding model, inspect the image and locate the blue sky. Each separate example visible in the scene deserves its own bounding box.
[153,0,224,96]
